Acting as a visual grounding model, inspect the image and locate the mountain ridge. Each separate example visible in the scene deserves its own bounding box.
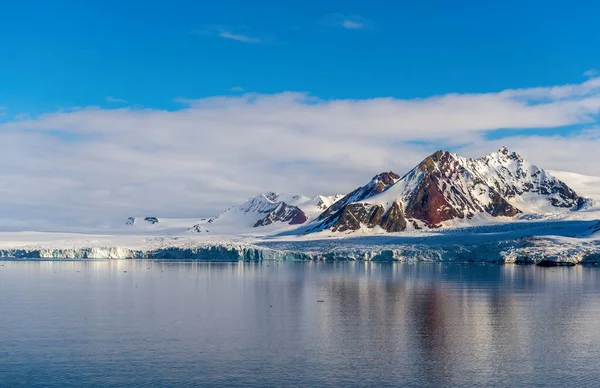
[191,147,591,235]
[307,147,588,234]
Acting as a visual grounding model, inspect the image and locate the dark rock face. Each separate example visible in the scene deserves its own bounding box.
[317,171,400,222]
[315,201,408,233]
[326,203,385,232]
[484,190,521,217]
[379,202,407,232]
[254,203,308,227]
[403,151,520,227]
[370,172,401,194]
[403,152,462,226]
[542,181,579,207]
[125,217,135,225]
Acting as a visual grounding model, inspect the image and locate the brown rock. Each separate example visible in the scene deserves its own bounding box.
[379,202,407,232]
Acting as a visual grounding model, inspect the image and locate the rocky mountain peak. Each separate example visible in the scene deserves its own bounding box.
[490,146,524,162]
[467,149,579,208]
[368,171,401,194]
[417,150,461,173]
[315,171,401,224]
[308,148,586,234]
[263,192,280,202]
[208,191,342,230]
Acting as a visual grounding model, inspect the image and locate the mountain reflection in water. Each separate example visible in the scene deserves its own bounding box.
[1,261,599,387]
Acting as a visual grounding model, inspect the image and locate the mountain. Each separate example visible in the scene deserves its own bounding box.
[196,192,343,232]
[309,147,587,233]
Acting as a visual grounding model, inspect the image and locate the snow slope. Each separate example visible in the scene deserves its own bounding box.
[548,170,600,201]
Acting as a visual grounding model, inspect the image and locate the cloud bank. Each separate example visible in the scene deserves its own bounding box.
[1,77,599,226]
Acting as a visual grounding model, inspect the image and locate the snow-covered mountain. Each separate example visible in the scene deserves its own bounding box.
[193,192,344,232]
[309,147,588,233]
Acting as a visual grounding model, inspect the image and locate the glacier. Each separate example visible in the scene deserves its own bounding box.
[0,219,598,265]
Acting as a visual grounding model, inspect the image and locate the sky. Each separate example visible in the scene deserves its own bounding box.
[0,0,599,226]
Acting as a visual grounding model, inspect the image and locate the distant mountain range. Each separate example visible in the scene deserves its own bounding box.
[131,148,592,235]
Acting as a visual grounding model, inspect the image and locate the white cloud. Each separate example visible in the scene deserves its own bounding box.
[195,25,263,44]
[342,20,363,29]
[230,86,244,92]
[218,31,261,44]
[325,14,371,29]
[584,69,598,78]
[1,77,600,226]
[106,96,128,104]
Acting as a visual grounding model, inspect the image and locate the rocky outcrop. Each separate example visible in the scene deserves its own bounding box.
[189,224,209,233]
[125,216,160,225]
[316,200,408,233]
[315,195,344,210]
[316,171,400,223]
[379,201,407,232]
[144,217,159,224]
[254,203,307,227]
[327,203,384,232]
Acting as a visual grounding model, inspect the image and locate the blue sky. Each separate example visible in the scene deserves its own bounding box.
[1,0,599,113]
[0,1,599,225]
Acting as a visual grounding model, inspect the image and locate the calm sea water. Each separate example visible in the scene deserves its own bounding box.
[1,261,600,387]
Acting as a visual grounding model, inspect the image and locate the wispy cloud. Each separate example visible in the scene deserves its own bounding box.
[2,77,600,226]
[584,69,598,78]
[342,20,364,29]
[106,96,128,104]
[230,86,244,92]
[0,107,5,116]
[218,31,261,44]
[324,14,371,29]
[194,25,263,44]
